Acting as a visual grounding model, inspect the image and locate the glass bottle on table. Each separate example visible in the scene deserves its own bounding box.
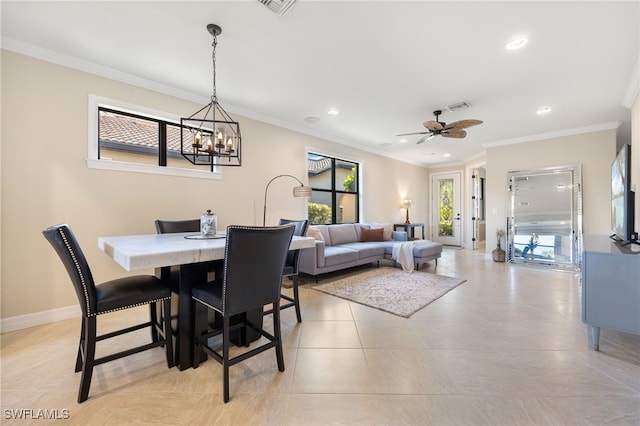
[200,209,217,237]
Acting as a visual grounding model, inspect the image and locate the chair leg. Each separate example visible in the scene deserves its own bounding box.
[292,275,302,323]
[150,302,160,343]
[75,319,85,373]
[78,316,97,403]
[272,303,285,372]
[223,315,231,403]
[162,299,174,368]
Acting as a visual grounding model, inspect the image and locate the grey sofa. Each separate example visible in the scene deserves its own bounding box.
[299,223,443,279]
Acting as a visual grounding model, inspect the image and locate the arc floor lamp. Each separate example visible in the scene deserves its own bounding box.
[263,174,312,226]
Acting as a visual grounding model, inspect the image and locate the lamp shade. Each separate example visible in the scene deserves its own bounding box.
[402,198,413,208]
[293,185,312,197]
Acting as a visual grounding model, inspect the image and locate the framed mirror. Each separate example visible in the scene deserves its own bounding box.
[506,165,582,270]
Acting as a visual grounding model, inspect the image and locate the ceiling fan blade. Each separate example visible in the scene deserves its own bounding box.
[423,120,443,131]
[445,119,483,130]
[396,131,430,136]
[416,133,434,144]
[441,129,467,138]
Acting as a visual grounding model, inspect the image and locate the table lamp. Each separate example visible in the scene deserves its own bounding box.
[402,198,413,224]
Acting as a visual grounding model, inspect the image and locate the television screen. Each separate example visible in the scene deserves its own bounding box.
[611,144,634,242]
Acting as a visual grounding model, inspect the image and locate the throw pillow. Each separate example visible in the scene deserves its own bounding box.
[307,227,324,242]
[359,226,384,242]
[369,222,393,240]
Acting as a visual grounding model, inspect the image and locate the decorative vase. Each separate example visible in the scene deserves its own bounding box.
[492,242,505,262]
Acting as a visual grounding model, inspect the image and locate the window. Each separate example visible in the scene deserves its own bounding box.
[307,152,360,224]
[87,95,222,180]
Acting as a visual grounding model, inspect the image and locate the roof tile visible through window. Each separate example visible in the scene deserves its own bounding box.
[307,157,331,174]
[99,112,181,151]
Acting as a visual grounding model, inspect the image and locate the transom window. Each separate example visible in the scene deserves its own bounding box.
[87,95,222,180]
[307,152,360,224]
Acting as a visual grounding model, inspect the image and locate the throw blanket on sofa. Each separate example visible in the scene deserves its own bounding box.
[392,241,422,272]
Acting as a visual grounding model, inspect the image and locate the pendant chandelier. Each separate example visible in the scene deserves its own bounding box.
[181,24,241,169]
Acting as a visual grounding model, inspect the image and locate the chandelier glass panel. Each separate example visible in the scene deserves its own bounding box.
[181,24,241,169]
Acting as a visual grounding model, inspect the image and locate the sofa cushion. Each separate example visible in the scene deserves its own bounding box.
[383,241,443,258]
[339,242,386,259]
[368,223,393,241]
[324,246,359,266]
[359,226,384,242]
[328,224,358,246]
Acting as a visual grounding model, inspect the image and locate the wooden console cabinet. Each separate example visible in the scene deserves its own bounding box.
[581,235,640,350]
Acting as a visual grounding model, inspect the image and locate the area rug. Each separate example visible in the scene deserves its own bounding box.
[313,267,466,318]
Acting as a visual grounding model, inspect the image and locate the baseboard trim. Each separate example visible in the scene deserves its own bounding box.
[1,305,80,334]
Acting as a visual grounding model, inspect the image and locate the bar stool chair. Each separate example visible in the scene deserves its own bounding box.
[263,218,309,323]
[42,224,174,403]
[154,219,201,294]
[192,224,295,403]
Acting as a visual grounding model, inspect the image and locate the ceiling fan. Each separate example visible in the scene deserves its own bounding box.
[397,110,483,144]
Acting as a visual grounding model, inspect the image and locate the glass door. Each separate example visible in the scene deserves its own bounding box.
[431,171,462,246]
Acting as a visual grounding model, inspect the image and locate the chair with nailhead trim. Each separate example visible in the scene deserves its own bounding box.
[192,224,295,403]
[263,218,309,323]
[42,224,174,403]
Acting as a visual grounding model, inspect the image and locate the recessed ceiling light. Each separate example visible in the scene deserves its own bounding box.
[327,109,339,116]
[304,116,320,123]
[506,36,528,50]
[536,106,552,115]
[399,138,407,144]
[443,153,451,158]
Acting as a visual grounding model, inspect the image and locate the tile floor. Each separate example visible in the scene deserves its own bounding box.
[1,247,639,425]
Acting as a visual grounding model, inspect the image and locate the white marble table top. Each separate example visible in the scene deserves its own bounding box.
[98,232,315,271]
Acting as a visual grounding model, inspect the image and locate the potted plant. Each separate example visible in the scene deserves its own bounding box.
[492,228,505,262]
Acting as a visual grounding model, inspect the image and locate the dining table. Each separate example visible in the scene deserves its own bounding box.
[98,230,315,370]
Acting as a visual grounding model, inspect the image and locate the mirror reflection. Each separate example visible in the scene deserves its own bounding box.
[506,165,582,270]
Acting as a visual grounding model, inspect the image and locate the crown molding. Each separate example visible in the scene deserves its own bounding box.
[482,122,619,149]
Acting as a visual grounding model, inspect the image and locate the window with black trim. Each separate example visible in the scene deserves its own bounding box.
[307,152,360,224]
[98,107,202,170]
[88,96,222,180]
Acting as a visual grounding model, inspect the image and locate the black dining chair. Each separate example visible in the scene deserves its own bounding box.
[42,224,174,403]
[154,218,221,342]
[154,218,222,288]
[191,224,295,403]
[263,218,309,323]
[154,219,201,294]
[154,218,200,235]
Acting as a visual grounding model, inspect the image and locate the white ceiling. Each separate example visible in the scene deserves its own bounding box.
[2,1,639,167]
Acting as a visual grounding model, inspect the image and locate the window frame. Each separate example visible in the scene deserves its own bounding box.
[307,151,361,224]
[87,95,222,180]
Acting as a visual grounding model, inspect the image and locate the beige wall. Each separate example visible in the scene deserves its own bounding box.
[484,130,617,250]
[1,50,429,320]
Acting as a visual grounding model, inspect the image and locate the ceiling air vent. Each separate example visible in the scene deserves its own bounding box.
[445,101,471,112]
[257,0,297,17]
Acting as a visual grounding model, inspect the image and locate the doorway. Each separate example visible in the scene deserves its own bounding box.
[431,171,462,246]
[471,168,486,249]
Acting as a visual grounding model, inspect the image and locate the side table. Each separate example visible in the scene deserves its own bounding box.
[394,223,425,240]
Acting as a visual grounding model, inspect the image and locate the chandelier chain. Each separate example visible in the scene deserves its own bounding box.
[211,33,218,103]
